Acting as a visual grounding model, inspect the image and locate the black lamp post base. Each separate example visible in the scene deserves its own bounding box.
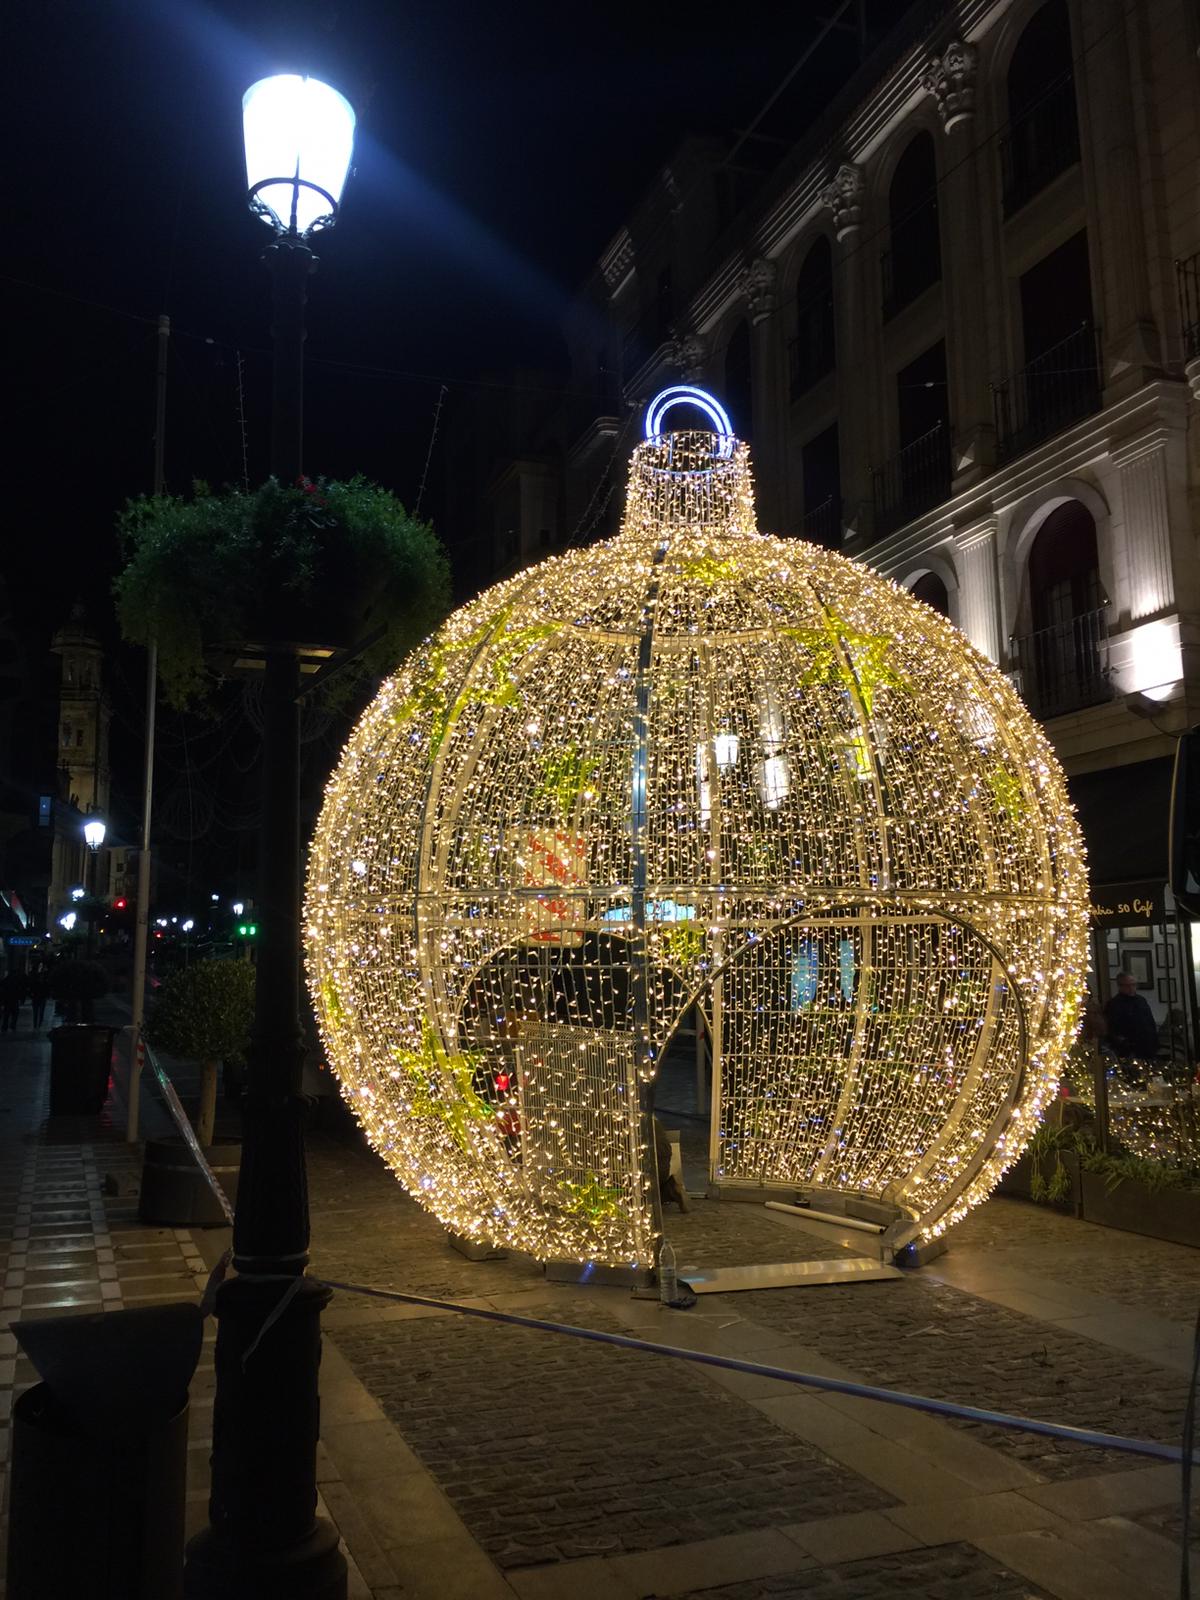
[184,1518,346,1599]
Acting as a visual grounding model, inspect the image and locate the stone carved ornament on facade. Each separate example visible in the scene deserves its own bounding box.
[738,257,778,324]
[921,40,978,131]
[819,162,865,240]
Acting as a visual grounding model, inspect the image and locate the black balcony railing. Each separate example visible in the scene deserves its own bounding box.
[1177,252,1200,363]
[1011,606,1112,719]
[870,422,952,538]
[992,323,1102,465]
[880,201,941,321]
[1000,74,1081,216]
[789,297,835,397]
[800,495,841,548]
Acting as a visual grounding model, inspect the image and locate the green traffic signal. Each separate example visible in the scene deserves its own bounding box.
[236,922,258,938]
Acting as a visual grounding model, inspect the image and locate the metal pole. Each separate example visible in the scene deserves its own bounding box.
[185,235,344,1600]
[127,313,169,1144]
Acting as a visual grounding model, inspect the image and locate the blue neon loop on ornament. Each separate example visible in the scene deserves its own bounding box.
[644,385,735,458]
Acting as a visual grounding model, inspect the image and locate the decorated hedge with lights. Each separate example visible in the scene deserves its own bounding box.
[306,391,1088,1267]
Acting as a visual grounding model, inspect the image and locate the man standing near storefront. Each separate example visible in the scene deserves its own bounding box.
[1103,971,1159,1071]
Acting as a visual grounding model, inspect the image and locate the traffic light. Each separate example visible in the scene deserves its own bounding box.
[113,897,128,911]
[236,922,258,938]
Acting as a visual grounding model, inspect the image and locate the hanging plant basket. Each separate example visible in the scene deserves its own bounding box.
[115,476,450,707]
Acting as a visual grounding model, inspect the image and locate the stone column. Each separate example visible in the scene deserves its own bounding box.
[922,42,994,485]
[953,516,1003,664]
[1078,0,1161,398]
[1112,430,1175,621]
[738,257,787,529]
[822,163,873,546]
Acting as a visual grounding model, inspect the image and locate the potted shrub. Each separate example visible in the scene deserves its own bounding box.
[47,961,114,1115]
[140,960,256,1226]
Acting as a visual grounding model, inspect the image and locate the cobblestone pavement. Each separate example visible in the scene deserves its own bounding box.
[673,1541,1053,1599]
[335,1306,893,1568]
[950,1198,1200,1328]
[738,1275,1191,1480]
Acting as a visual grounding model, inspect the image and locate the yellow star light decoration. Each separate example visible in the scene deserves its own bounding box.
[306,407,1089,1268]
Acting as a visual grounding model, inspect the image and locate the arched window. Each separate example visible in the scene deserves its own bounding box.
[883,132,940,319]
[910,571,950,616]
[790,238,835,398]
[724,321,753,442]
[1018,501,1108,716]
[1002,1,1078,214]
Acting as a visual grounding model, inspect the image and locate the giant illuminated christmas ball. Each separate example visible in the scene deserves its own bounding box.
[306,387,1088,1267]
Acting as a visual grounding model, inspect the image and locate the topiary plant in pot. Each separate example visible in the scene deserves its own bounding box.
[145,959,256,1148]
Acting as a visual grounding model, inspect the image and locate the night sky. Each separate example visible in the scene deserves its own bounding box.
[5,0,899,890]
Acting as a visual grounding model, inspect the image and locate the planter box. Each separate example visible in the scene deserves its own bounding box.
[138,1139,239,1229]
[998,1149,1080,1213]
[1079,1169,1200,1249]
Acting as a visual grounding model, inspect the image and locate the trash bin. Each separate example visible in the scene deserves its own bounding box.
[48,1024,117,1115]
[6,1302,203,1600]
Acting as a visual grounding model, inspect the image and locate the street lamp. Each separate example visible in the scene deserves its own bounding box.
[82,813,105,955]
[186,72,355,1600]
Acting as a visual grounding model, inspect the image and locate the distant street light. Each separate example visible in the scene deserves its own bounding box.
[231,901,245,916]
[186,71,355,1600]
[58,911,77,932]
[70,886,85,902]
[82,812,106,955]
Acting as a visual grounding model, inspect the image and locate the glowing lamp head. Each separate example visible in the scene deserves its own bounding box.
[59,911,77,932]
[242,74,356,237]
[83,816,106,851]
[70,886,85,902]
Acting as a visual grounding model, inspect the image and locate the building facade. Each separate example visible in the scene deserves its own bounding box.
[562,0,1200,1061]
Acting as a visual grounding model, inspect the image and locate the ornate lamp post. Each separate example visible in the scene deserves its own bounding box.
[185,73,355,1600]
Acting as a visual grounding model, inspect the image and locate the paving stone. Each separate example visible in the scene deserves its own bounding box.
[736,1277,1192,1480]
[670,1539,1054,1598]
[334,1309,892,1568]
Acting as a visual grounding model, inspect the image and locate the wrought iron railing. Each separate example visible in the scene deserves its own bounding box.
[870,422,952,537]
[999,73,1080,216]
[992,323,1102,464]
[880,199,941,321]
[789,297,835,397]
[1177,252,1200,363]
[1010,605,1112,719]
[800,495,841,548]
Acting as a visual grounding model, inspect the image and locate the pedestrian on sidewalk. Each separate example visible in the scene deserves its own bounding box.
[27,967,50,1029]
[1,969,26,1032]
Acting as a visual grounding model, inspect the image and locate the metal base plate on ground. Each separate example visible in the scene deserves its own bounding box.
[677,1257,904,1293]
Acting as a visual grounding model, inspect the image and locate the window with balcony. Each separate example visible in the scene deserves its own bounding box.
[1000,1,1079,216]
[881,132,940,321]
[800,423,841,547]
[1012,501,1110,717]
[910,572,949,617]
[724,320,753,442]
[790,238,835,399]
[993,232,1101,462]
[872,341,951,536]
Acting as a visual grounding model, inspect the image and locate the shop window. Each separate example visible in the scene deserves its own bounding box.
[910,572,950,616]
[1014,501,1110,716]
[724,320,753,442]
[882,132,940,319]
[1001,0,1079,214]
[790,238,835,397]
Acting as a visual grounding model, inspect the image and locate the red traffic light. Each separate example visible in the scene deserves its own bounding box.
[113,897,128,910]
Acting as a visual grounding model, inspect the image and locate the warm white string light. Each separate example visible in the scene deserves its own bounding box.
[306,415,1088,1266]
